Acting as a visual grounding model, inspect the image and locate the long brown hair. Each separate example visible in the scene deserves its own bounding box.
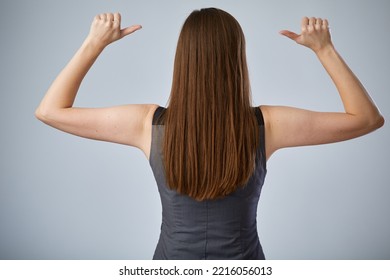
[162,8,259,200]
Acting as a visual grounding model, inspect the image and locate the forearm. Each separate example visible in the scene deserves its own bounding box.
[36,12,141,121]
[36,38,103,117]
[280,17,383,129]
[316,45,383,125]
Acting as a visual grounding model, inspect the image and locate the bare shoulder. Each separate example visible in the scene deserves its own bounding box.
[142,103,160,122]
[142,103,160,133]
[258,104,326,159]
[258,105,277,160]
[258,103,384,160]
[138,104,160,159]
[258,105,272,122]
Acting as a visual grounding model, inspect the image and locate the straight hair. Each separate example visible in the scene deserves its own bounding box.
[162,8,259,200]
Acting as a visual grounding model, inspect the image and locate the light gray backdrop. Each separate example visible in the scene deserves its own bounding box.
[1,0,389,259]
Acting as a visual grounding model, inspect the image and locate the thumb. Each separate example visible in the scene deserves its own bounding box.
[279,30,300,41]
[120,25,142,38]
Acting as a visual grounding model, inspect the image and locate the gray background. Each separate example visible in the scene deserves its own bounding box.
[1,0,389,259]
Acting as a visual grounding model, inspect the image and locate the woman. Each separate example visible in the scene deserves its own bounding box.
[35,8,384,259]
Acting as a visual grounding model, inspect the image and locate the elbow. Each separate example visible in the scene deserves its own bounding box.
[375,114,385,129]
[35,106,46,122]
[367,113,385,132]
[35,105,53,124]
[35,107,42,121]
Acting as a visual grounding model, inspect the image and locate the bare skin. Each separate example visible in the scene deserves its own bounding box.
[35,14,384,161]
[262,17,384,159]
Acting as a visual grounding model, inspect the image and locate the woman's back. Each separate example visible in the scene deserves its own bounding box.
[35,8,384,260]
[150,107,267,259]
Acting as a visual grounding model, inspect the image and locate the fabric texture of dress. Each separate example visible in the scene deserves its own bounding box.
[149,106,267,259]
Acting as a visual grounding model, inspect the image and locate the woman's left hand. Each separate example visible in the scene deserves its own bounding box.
[279,17,332,54]
[86,12,142,49]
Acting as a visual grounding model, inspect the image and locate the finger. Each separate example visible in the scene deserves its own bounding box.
[100,13,107,20]
[112,13,121,27]
[106,13,114,22]
[309,17,316,26]
[279,30,300,41]
[114,12,121,24]
[315,18,322,30]
[307,17,316,32]
[301,17,309,32]
[120,25,142,38]
[322,18,329,30]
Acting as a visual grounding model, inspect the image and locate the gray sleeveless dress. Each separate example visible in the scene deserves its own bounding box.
[149,107,267,259]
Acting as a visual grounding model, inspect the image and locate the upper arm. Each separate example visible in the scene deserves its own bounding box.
[36,104,158,154]
[261,105,381,159]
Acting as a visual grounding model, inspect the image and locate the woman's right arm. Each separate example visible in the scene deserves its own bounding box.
[35,13,158,158]
[262,17,384,160]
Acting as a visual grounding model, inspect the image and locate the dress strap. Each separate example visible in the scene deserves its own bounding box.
[254,107,264,126]
[152,106,166,125]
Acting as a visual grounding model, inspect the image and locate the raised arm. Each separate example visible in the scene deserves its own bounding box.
[262,17,384,160]
[35,13,157,157]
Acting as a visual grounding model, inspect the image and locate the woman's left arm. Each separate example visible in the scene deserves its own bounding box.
[261,17,384,160]
[35,13,156,153]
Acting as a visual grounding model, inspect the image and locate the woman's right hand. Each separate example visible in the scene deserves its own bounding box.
[86,12,142,50]
[279,17,333,54]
